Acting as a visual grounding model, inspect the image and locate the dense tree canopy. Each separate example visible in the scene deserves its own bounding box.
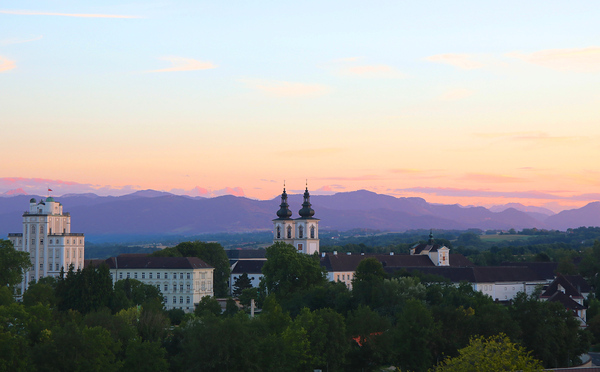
[0,239,30,288]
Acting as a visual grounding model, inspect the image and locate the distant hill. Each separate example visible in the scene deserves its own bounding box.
[1,190,598,242]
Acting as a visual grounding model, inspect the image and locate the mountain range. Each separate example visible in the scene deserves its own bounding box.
[1,190,599,241]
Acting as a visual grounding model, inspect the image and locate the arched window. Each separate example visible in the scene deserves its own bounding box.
[310,225,315,239]
[276,226,281,239]
[287,226,292,239]
[298,225,304,239]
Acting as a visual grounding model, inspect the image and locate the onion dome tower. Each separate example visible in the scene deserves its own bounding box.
[294,184,320,255]
[273,184,296,246]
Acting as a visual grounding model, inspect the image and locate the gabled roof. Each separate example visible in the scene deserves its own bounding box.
[231,259,266,274]
[564,275,592,294]
[412,243,447,254]
[500,262,558,281]
[104,255,212,270]
[546,291,586,310]
[541,273,584,299]
[320,252,474,272]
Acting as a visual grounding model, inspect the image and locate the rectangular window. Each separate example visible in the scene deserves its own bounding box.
[40,239,44,244]
[187,273,191,279]
[134,273,138,279]
[79,250,82,258]
[186,296,191,304]
[55,263,59,270]
[164,284,168,292]
[173,273,177,279]
[172,297,176,304]
[180,284,183,292]
[180,273,183,279]
[187,284,191,292]
[127,272,130,279]
[180,296,183,304]
[156,273,160,279]
[142,272,145,279]
[149,273,153,279]
[173,284,177,292]
[40,263,43,269]
[119,273,123,279]
[342,274,345,280]
[201,273,206,279]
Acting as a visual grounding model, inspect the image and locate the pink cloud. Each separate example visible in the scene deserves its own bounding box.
[458,173,526,183]
[0,56,16,72]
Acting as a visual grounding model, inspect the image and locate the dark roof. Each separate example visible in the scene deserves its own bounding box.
[384,266,544,284]
[231,259,266,274]
[546,291,586,310]
[104,255,212,270]
[226,249,267,260]
[541,273,584,299]
[412,243,447,254]
[84,259,107,268]
[564,275,592,294]
[500,262,557,281]
[320,252,474,272]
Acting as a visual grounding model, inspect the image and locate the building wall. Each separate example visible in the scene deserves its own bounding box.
[327,271,355,289]
[110,267,214,312]
[8,198,85,295]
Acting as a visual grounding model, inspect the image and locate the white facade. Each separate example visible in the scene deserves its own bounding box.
[273,186,320,255]
[108,261,214,312]
[8,197,84,295]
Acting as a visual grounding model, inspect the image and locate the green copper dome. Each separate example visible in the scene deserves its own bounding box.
[46,196,55,202]
[276,188,293,219]
[298,187,315,218]
[29,198,36,203]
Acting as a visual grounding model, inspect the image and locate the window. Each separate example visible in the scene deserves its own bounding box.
[187,284,190,291]
[180,296,183,304]
[119,273,123,279]
[180,284,183,292]
[134,273,138,279]
[40,263,43,269]
[186,296,191,304]
[287,226,292,239]
[157,273,161,279]
[79,239,82,244]
[173,284,177,292]
[164,284,168,292]
[32,239,35,245]
[187,273,191,279]
[55,263,59,270]
[127,272,130,279]
[79,250,82,258]
[342,274,345,280]
[180,273,184,279]
[40,239,43,245]
[40,225,43,233]
[310,225,315,239]
[172,297,176,304]
[163,297,167,304]
[201,273,206,279]
[276,226,281,239]
[173,273,177,279]
[31,225,36,233]
[298,225,303,238]
[67,239,69,244]
[142,272,146,279]
[164,273,168,279]
[337,275,340,281]
[149,273,153,279]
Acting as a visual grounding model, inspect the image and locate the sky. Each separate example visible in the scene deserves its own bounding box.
[2,1,600,212]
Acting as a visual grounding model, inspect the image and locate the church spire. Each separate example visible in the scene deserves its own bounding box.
[276,183,292,219]
[428,229,434,245]
[298,183,315,218]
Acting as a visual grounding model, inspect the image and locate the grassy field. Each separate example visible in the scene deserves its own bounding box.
[480,234,531,243]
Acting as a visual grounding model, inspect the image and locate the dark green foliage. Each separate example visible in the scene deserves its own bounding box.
[224,297,239,317]
[55,264,114,314]
[151,241,230,297]
[122,339,169,372]
[194,295,221,317]
[261,242,327,298]
[112,278,162,312]
[23,278,57,307]
[233,272,253,296]
[166,308,186,325]
[0,239,31,288]
[352,257,387,307]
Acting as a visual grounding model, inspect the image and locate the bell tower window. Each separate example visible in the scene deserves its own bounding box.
[298,225,304,239]
[276,226,281,239]
[310,225,315,239]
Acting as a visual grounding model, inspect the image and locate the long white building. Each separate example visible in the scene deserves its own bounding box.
[8,197,84,295]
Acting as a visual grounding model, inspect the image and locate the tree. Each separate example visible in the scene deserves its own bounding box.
[432,334,543,372]
[113,278,163,312]
[233,272,253,296]
[0,239,30,288]
[352,257,387,307]
[151,241,230,297]
[261,242,327,298]
[122,339,169,372]
[55,263,114,314]
[194,295,222,317]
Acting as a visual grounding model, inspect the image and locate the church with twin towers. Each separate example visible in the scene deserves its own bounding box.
[272,185,320,255]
